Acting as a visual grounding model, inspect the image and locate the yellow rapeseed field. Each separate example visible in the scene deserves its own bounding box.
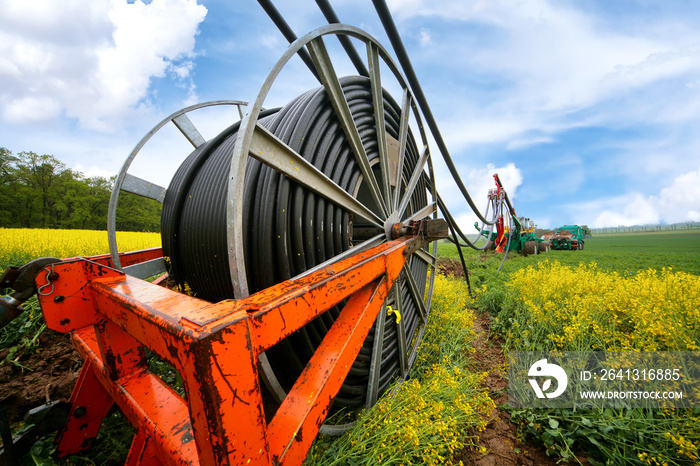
[498,260,700,352]
[305,275,494,465]
[0,228,161,268]
[496,260,700,466]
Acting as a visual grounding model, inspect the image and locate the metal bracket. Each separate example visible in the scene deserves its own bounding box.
[34,236,426,465]
[0,257,61,328]
[0,402,71,465]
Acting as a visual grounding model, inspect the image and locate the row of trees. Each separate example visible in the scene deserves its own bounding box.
[0,148,161,232]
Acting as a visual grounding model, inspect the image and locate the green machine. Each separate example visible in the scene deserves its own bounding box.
[549,225,585,250]
[473,174,548,255]
[474,216,547,255]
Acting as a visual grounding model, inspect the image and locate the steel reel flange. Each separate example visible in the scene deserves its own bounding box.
[107,100,247,277]
[226,24,439,421]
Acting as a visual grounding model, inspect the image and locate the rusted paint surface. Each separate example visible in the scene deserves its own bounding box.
[71,327,199,465]
[35,234,427,465]
[125,430,163,465]
[247,257,386,351]
[37,260,111,332]
[182,327,271,465]
[267,277,390,464]
[55,359,114,456]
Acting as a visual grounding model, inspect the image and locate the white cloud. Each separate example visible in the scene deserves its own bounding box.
[3,96,62,123]
[442,117,527,151]
[73,162,115,180]
[656,166,700,222]
[419,28,431,46]
[259,33,285,50]
[0,0,207,131]
[506,135,553,151]
[389,0,700,150]
[578,166,700,227]
[592,194,661,228]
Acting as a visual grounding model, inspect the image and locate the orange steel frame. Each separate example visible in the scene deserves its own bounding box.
[35,234,425,465]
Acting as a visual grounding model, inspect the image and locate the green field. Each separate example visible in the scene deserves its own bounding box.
[438,229,700,276]
[437,229,700,465]
[3,228,699,465]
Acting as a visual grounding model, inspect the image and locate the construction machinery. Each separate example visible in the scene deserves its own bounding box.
[549,225,585,250]
[474,174,548,256]
[0,1,510,464]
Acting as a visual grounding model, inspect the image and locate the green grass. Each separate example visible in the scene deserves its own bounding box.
[438,229,700,276]
[452,229,700,465]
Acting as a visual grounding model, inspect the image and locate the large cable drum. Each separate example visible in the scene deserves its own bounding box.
[161,25,438,412]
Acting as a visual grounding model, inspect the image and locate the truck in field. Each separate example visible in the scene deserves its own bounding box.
[549,225,585,250]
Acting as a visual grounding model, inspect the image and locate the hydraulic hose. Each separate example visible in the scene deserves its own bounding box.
[370,0,494,226]
[314,0,370,77]
[161,76,430,407]
[256,0,321,83]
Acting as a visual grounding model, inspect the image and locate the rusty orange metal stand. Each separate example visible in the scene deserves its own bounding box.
[35,234,426,465]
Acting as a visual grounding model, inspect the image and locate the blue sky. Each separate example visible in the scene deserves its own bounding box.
[2,0,700,231]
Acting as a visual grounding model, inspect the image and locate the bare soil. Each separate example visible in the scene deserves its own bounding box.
[455,312,560,466]
[437,257,470,278]
[0,330,81,424]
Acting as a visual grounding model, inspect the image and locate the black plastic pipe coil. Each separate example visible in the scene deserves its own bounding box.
[161,76,429,406]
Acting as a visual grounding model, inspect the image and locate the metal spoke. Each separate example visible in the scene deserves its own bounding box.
[422,241,438,318]
[292,234,384,281]
[366,303,387,406]
[413,248,436,268]
[259,353,287,402]
[407,202,436,221]
[367,42,392,207]
[249,123,383,228]
[109,100,244,270]
[307,36,389,218]
[122,257,168,279]
[404,262,428,324]
[121,174,167,203]
[172,113,206,148]
[407,323,426,367]
[392,281,409,377]
[397,145,429,219]
[393,89,411,211]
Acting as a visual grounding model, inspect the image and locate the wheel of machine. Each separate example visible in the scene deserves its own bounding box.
[107,100,248,278]
[160,25,438,427]
[522,240,536,256]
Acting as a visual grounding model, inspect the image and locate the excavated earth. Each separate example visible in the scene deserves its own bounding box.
[0,332,81,423]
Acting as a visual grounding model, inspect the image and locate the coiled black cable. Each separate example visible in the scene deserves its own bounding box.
[162,76,429,406]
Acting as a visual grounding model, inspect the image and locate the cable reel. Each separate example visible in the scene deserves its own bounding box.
[108,24,440,431]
